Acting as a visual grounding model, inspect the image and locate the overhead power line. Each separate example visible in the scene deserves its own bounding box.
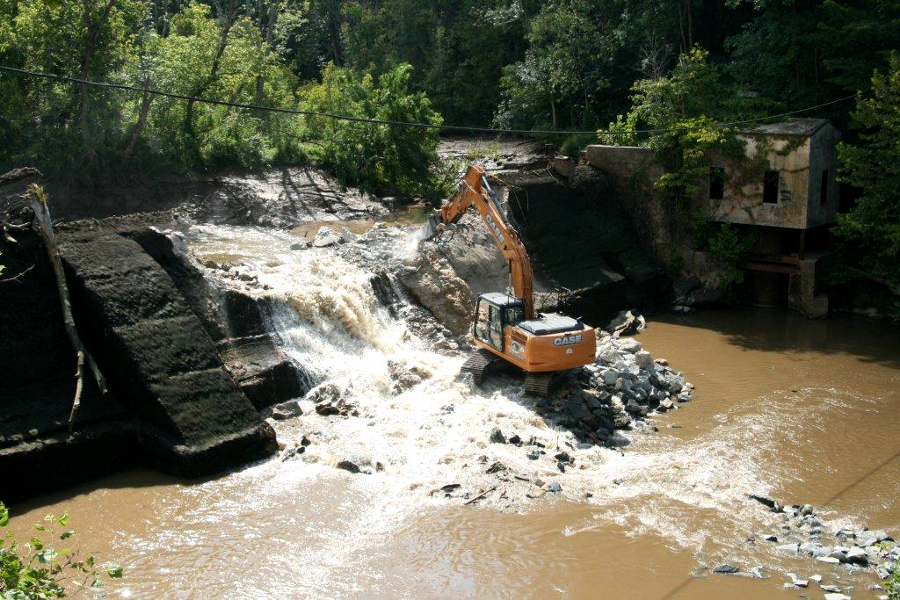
[0,64,857,138]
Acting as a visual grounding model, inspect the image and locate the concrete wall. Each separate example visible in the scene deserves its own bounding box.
[583,145,673,264]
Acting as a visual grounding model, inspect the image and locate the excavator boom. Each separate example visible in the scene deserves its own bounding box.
[423,166,535,319]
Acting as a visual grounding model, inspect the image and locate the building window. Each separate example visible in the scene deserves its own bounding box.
[820,170,829,206]
[709,167,725,200]
[763,170,779,204]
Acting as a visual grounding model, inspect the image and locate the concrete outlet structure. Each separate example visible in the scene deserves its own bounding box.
[584,119,840,317]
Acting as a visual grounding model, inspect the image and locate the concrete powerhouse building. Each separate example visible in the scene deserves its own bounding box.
[584,118,840,317]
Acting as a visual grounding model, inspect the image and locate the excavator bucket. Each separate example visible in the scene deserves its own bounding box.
[420,209,443,241]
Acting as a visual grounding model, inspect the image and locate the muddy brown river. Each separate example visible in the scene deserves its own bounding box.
[8,248,900,598]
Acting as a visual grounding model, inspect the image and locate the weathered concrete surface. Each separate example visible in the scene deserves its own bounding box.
[584,144,729,307]
[56,228,278,476]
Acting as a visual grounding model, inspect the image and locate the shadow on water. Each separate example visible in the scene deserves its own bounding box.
[651,307,900,370]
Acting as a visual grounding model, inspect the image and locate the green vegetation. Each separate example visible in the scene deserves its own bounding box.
[0,0,898,301]
[0,502,121,597]
[833,53,900,311]
[889,566,900,600]
[302,63,444,199]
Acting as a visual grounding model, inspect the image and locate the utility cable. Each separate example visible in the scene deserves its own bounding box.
[0,64,857,138]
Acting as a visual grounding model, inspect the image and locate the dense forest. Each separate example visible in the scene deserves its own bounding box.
[0,0,898,301]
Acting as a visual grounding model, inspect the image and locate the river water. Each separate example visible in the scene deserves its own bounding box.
[8,222,900,599]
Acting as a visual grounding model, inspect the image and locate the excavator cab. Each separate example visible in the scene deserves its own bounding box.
[474,293,525,351]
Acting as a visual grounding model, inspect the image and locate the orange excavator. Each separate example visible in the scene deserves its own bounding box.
[422,165,597,396]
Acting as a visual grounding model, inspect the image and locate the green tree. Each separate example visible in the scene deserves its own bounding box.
[834,53,900,298]
[608,47,764,202]
[495,0,626,130]
[2,0,148,168]
[140,1,300,167]
[301,63,444,199]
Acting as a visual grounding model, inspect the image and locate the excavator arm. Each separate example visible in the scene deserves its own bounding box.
[424,166,535,319]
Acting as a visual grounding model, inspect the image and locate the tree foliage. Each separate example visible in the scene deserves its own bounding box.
[608,48,764,202]
[834,53,900,297]
[301,63,444,199]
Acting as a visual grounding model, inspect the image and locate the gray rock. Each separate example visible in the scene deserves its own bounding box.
[270,400,303,420]
[823,594,851,600]
[777,543,800,554]
[617,338,644,354]
[816,556,841,565]
[800,542,827,557]
[713,564,739,574]
[608,311,646,338]
[601,369,619,386]
[858,529,891,547]
[634,350,654,369]
[489,427,506,444]
[336,460,360,474]
[846,547,869,564]
[625,399,648,416]
[821,585,841,593]
[800,504,814,516]
[829,548,849,562]
[542,481,562,493]
[762,534,778,542]
[312,226,343,247]
[290,240,309,250]
[554,451,572,464]
[340,227,358,243]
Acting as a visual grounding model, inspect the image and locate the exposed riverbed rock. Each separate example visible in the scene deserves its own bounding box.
[399,250,475,336]
[751,496,898,583]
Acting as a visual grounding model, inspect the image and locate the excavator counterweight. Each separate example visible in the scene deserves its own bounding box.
[421,166,597,396]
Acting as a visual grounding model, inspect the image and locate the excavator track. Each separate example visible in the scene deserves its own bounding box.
[460,350,501,386]
[524,371,565,397]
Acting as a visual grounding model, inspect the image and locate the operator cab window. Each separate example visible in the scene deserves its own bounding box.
[475,299,490,343]
[506,306,525,327]
[488,305,503,349]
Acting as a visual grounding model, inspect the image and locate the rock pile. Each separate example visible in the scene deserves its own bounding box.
[749,494,898,595]
[308,383,359,417]
[530,332,694,445]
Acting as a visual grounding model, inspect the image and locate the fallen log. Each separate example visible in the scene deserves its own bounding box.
[26,184,107,431]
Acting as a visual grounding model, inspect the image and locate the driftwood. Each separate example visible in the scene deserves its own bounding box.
[464,486,498,506]
[26,184,107,432]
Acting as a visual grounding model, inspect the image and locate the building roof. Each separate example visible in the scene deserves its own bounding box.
[743,118,829,137]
